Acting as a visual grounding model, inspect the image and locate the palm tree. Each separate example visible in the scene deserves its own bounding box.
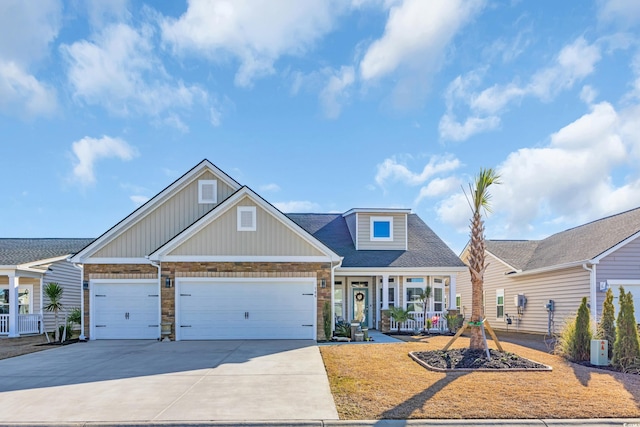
[388,306,414,334]
[44,282,64,342]
[467,168,501,350]
[422,285,432,332]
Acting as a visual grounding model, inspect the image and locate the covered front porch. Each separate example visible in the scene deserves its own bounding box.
[332,268,465,333]
[0,271,44,337]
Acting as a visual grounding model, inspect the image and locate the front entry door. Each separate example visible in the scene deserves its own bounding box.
[352,288,368,326]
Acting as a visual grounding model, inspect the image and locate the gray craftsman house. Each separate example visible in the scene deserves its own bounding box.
[68,159,465,341]
[0,239,93,337]
[457,207,640,335]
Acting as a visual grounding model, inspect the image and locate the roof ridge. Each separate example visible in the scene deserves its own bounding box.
[550,206,640,236]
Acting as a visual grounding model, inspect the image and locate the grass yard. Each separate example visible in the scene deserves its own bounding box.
[320,335,640,420]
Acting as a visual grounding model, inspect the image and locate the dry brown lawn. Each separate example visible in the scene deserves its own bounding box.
[320,335,640,420]
[0,335,51,360]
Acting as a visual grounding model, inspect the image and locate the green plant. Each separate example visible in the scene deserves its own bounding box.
[613,287,640,370]
[44,282,64,342]
[446,313,463,333]
[388,306,414,334]
[334,321,351,338]
[597,287,615,359]
[322,301,332,341]
[556,297,592,361]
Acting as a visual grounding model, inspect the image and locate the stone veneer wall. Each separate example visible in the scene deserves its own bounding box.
[83,262,332,340]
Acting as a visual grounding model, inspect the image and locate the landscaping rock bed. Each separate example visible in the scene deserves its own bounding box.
[411,348,552,371]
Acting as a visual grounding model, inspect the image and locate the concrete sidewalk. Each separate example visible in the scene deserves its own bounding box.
[1,418,639,426]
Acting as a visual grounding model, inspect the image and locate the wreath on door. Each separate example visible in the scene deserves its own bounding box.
[355,292,365,302]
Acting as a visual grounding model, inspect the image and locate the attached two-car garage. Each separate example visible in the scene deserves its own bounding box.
[90,278,316,340]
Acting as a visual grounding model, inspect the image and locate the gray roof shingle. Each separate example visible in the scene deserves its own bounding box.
[0,238,95,266]
[486,207,640,272]
[287,213,465,268]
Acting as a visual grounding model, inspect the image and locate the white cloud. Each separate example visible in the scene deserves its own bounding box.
[360,0,484,81]
[161,0,344,87]
[440,37,602,141]
[598,0,640,28]
[70,135,138,186]
[435,192,471,233]
[0,62,57,117]
[319,66,355,119]
[0,0,61,118]
[580,85,598,104]
[61,23,210,124]
[273,201,321,212]
[259,183,281,192]
[86,0,130,28]
[375,154,461,187]
[415,176,461,203]
[130,195,150,206]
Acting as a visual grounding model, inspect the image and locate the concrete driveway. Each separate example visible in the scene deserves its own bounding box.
[0,340,338,423]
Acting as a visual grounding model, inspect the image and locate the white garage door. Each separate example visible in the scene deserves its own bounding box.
[177,278,316,340]
[92,280,160,339]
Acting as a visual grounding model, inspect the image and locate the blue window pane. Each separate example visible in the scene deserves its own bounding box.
[373,221,391,238]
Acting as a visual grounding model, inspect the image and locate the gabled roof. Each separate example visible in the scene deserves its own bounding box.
[70,159,241,262]
[287,213,465,269]
[485,206,640,273]
[0,238,94,267]
[149,187,341,262]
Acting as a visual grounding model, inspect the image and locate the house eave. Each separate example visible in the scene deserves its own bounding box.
[336,266,467,276]
[505,260,590,277]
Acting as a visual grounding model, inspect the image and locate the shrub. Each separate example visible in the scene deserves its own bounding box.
[556,297,592,361]
[322,301,332,340]
[612,287,640,371]
[388,306,414,334]
[597,288,615,359]
[334,321,351,338]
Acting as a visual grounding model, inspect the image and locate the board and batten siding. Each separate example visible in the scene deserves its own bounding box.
[596,235,640,315]
[94,171,236,258]
[168,196,325,257]
[457,254,591,334]
[42,260,82,332]
[357,213,406,250]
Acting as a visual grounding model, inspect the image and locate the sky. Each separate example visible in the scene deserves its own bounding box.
[1,0,640,255]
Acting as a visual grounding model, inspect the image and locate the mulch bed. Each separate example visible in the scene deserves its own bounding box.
[411,348,552,371]
[36,338,81,347]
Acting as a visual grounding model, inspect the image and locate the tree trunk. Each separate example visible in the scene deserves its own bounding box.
[468,211,485,350]
[54,310,59,342]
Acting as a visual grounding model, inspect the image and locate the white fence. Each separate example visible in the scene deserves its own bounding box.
[0,314,42,335]
[390,311,448,332]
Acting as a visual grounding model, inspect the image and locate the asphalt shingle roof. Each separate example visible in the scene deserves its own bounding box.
[485,206,640,272]
[287,213,465,268]
[0,238,95,266]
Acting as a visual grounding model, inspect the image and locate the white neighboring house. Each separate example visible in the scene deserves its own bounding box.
[0,239,93,337]
[457,207,640,335]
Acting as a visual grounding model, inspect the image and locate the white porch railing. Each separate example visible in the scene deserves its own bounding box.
[390,311,448,332]
[0,314,42,335]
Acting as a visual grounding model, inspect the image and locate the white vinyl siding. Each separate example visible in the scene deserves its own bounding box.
[457,253,591,334]
[596,235,640,317]
[42,261,82,333]
[168,197,325,257]
[94,170,236,258]
[357,213,406,250]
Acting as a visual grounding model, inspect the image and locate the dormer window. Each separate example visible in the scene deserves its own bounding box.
[237,206,257,231]
[198,180,217,204]
[371,216,393,241]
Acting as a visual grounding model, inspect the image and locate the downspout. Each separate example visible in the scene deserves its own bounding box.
[582,262,598,331]
[146,256,162,340]
[71,263,85,340]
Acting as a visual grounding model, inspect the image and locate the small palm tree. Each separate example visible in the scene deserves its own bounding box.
[466,168,501,350]
[421,285,432,332]
[44,282,64,342]
[388,306,414,334]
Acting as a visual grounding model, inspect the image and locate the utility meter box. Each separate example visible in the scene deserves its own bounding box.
[514,294,527,307]
[591,339,608,366]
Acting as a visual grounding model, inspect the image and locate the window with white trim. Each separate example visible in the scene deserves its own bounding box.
[434,287,443,312]
[0,285,33,314]
[496,289,504,319]
[237,206,256,231]
[455,294,461,311]
[379,277,396,308]
[405,277,424,312]
[198,180,217,204]
[370,216,393,241]
[334,285,344,321]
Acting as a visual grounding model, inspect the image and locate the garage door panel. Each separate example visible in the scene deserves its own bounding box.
[177,280,315,340]
[92,281,159,340]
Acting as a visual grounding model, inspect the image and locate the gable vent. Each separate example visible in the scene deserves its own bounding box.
[237,206,257,231]
[198,180,217,204]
